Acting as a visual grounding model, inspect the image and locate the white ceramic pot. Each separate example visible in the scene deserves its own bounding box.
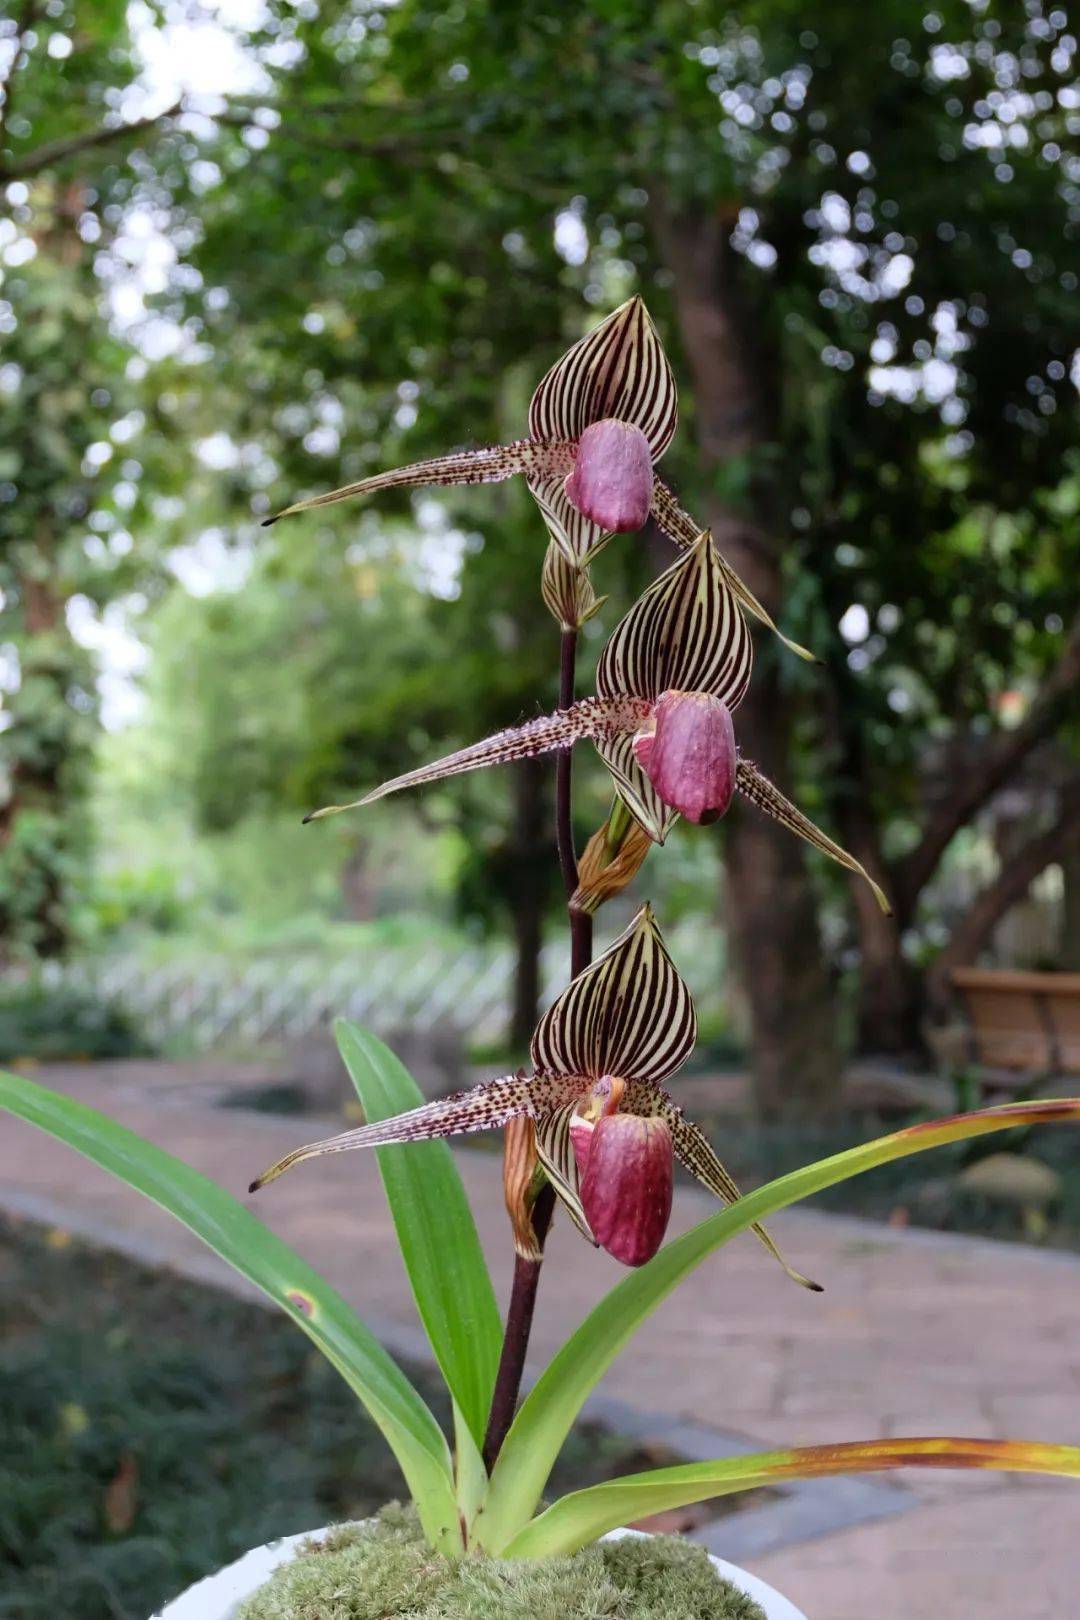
[152,1523,806,1620]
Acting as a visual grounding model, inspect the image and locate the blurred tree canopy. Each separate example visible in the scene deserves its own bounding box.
[1,0,1076,1109]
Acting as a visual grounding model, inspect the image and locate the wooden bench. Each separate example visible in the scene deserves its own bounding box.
[950,967,1080,1089]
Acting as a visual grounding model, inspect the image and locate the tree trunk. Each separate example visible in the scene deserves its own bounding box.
[846,804,920,1053]
[1062,842,1080,971]
[0,554,73,959]
[654,201,841,1119]
[339,842,375,921]
[507,757,548,1050]
[825,684,922,1056]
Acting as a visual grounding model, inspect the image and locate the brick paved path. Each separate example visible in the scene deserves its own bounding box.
[2,1062,1079,1620]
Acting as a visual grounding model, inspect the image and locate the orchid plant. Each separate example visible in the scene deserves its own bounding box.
[3,295,1079,1576]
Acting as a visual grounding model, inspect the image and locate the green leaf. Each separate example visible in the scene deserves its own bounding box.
[334,1019,502,1452]
[504,1437,1080,1559]
[479,1097,1080,1550]
[0,1069,461,1553]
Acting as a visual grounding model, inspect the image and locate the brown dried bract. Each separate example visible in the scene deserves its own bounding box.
[502,1116,545,1261]
[571,815,652,916]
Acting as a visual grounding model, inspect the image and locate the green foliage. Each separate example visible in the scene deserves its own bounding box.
[171,0,1077,988]
[335,1020,502,1455]
[0,1068,461,1552]
[7,0,1073,1007]
[237,1508,764,1620]
[0,979,147,1062]
[0,82,165,957]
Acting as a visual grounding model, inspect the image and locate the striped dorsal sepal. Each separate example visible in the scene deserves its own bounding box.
[527,296,679,565]
[596,532,751,713]
[593,532,751,843]
[531,904,696,1087]
[528,297,678,458]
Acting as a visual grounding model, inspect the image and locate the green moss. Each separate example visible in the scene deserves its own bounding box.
[237,1506,766,1620]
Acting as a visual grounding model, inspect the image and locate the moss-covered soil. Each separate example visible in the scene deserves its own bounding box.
[239,1507,766,1620]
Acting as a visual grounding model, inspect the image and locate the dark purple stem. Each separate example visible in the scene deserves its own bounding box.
[481,1183,555,1471]
[482,626,592,1471]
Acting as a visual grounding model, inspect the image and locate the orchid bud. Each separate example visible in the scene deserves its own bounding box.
[633,690,737,825]
[571,1077,673,1267]
[564,418,653,534]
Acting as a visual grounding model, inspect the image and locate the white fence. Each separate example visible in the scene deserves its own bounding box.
[26,941,572,1052]
[7,914,726,1056]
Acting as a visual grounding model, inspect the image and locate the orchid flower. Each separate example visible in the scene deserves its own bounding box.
[305,532,890,913]
[252,905,817,1284]
[263,297,813,662]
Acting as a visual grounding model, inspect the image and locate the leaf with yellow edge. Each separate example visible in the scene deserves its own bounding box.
[502,1437,1080,1559]
[479,1097,1080,1550]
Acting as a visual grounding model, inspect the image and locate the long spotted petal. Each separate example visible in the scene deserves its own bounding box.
[531,903,696,1085]
[650,479,819,664]
[527,297,678,566]
[660,1098,820,1291]
[263,439,575,526]
[736,760,892,914]
[540,542,608,632]
[596,531,752,711]
[249,1071,584,1190]
[304,695,653,822]
[535,1103,596,1245]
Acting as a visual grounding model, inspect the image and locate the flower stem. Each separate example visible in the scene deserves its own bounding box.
[481,1187,555,1471]
[482,626,592,1471]
[554,628,579,900]
[556,629,594,977]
